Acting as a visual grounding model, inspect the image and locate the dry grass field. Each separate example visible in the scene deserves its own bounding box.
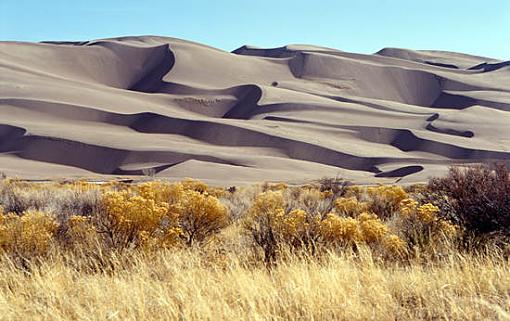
[0,165,508,320]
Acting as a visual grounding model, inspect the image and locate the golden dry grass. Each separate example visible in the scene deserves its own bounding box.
[0,177,509,320]
[0,248,508,320]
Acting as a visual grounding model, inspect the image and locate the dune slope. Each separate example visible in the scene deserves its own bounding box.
[0,36,509,184]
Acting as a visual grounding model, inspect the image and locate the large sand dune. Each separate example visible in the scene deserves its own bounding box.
[1,36,509,184]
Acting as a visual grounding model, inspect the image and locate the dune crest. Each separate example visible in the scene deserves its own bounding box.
[0,36,509,184]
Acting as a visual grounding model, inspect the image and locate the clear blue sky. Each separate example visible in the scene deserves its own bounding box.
[1,0,509,59]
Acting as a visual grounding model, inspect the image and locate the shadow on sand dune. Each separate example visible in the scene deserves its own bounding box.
[0,36,509,183]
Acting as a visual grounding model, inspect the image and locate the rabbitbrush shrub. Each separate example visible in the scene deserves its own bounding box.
[244,189,411,264]
[0,210,58,257]
[98,180,229,249]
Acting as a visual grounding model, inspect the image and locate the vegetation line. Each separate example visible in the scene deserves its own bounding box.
[0,164,508,320]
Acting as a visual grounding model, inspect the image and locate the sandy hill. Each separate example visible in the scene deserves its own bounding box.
[0,36,509,184]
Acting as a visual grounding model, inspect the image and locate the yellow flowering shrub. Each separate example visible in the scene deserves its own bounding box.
[321,212,396,246]
[399,198,419,218]
[281,209,322,247]
[382,234,408,255]
[67,215,93,236]
[100,190,172,248]
[321,214,361,244]
[417,203,440,224]
[358,212,389,243]
[243,191,285,263]
[398,199,458,238]
[245,189,411,260]
[0,178,469,264]
[244,191,323,262]
[98,179,229,249]
[320,211,408,256]
[181,178,209,193]
[334,197,368,216]
[0,211,58,256]
[396,198,459,255]
[245,191,323,246]
[180,178,226,197]
[137,226,183,251]
[66,215,97,247]
[178,190,228,246]
[244,191,284,230]
[247,190,285,219]
[138,181,184,204]
[137,179,226,201]
[366,185,407,206]
[357,185,408,218]
[280,209,306,239]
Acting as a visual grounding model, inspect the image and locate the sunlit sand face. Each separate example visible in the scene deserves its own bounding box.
[0,36,509,186]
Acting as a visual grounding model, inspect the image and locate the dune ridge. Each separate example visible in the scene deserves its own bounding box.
[1,36,509,184]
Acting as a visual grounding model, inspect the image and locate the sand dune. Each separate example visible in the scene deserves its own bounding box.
[0,36,509,184]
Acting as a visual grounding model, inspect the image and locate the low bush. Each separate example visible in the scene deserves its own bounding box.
[98,180,229,249]
[365,185,408,218]
[395,198,459,256]
[98,189,173,249]
[1,171,504,268]
[178,190,229,246]
[428,164,510,237]
[0,210,58,257]
[244,189,412,264]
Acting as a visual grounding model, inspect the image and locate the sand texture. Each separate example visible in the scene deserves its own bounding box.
[1,36,509,184]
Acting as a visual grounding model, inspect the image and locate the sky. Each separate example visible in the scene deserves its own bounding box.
[1,0,509,59]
